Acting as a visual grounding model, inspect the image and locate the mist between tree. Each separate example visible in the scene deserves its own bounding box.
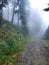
[2,0,48,38]
[1,0,49,65]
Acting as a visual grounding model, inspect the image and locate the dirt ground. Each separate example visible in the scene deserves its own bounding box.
[16,39,49,65]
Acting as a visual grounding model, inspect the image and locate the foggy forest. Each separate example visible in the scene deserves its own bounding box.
[0,0,49,65]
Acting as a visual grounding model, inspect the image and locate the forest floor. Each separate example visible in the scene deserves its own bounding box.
[16,39,49,65]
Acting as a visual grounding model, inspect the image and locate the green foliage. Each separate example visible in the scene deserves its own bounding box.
[0,20,27,65]
[0,37,27,65]
[44,26,49,40]
[42,40,49,47]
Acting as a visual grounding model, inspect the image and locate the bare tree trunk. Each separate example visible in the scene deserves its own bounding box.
[0,5,2,28]
[8,0,9,21]
[11,0,15,24]
[17,10,19,28]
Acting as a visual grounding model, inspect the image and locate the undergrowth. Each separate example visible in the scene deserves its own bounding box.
[0,20,28,65]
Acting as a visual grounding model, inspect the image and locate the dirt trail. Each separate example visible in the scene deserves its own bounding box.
[16,39,49,65]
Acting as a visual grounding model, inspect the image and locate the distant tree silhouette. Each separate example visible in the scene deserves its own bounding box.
[43,7,49,11]
[43,4,49,39]
[44,26,49,39]
[19,0,29,37]
[43,3,49,12]
[11,0,29,36]
[11,0,20,25]
[48,3,49,6]
[0,0,8,27]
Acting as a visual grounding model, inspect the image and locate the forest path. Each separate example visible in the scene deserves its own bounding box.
[16,39,49,65]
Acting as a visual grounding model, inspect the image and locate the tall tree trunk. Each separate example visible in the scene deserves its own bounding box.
[11,0,15,24]
[0,5,2,28]
[17,10,19,28]
[19,0,28,36]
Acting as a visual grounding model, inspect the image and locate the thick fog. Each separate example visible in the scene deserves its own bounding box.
[3,0,49,38]
[27,9,46,38]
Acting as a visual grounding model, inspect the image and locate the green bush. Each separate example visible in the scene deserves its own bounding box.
[0,20,27,65]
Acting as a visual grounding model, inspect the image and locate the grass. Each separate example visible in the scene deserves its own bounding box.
[0,38,27,65]
[0,20,28,65]
[42,39,49,53]
[42,40,49,47]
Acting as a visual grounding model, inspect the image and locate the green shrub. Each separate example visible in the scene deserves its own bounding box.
[0,20,28,65]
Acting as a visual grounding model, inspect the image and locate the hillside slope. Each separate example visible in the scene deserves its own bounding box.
[0,20,27,65]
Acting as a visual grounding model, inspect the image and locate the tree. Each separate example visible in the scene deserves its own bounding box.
[43,3,49,39]
[43,7,49,11]
[11,0,20,25]
[43,3,49,12]
[11,0,28,36]
[44,26,49,39]
[0,0,8,27]
[11,0,15,23]
[19,0,28,36]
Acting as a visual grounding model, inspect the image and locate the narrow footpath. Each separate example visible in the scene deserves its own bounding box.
[16,39,49,65]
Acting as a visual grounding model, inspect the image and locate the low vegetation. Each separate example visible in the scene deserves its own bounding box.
[43,40,49,47]
[0,20,28,65]
[42,26,49,52]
